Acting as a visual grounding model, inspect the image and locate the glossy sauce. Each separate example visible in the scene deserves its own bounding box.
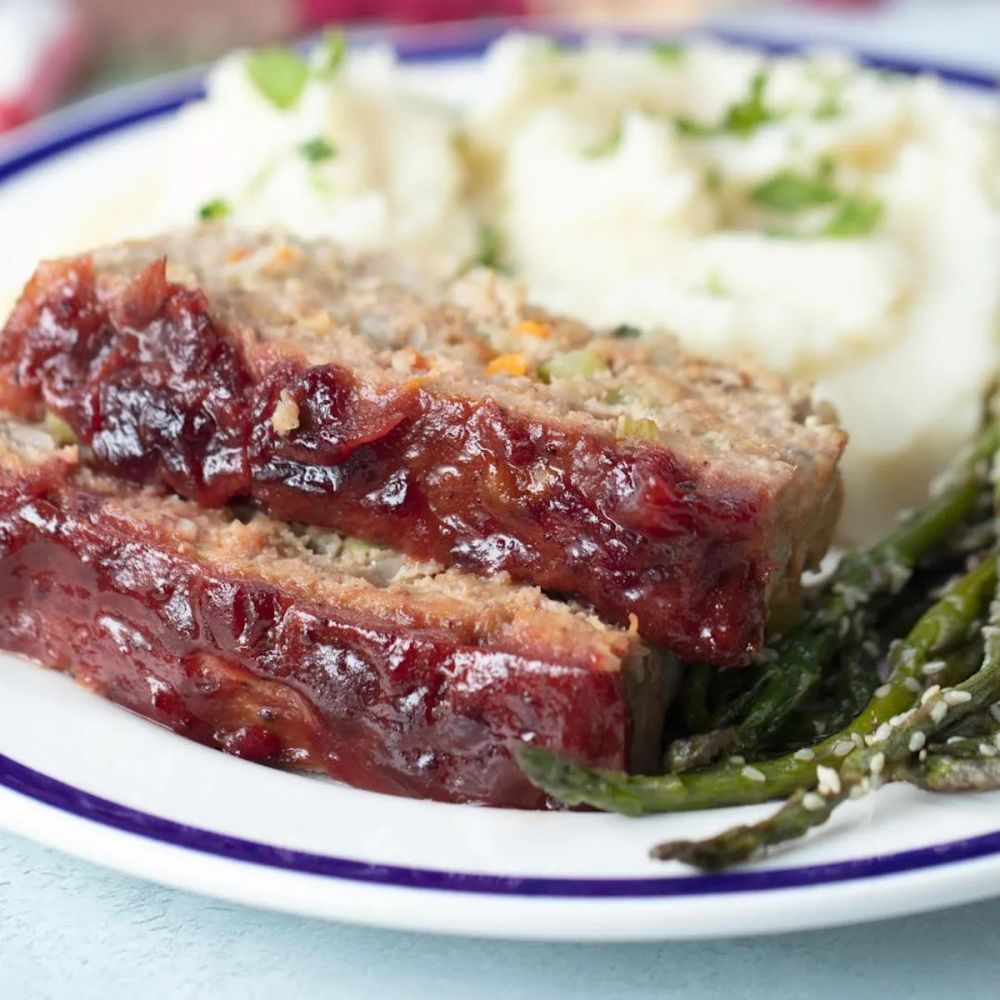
[0,460,627,807]
[0,256,771,664]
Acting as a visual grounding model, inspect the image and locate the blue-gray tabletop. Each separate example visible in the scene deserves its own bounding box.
[3,830,1000,998]
[4,3,1000,996]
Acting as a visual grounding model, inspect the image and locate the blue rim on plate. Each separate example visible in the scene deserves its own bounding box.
[8,750,1000,897]
[0,21,997,900]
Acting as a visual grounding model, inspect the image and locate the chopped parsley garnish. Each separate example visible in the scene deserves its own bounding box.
[822,195,884,237]
[299,137,337,163]
[246,47,310,110]
[750,169,839,212]
[813,90,843,120]
[611,323,642,339]
[475,224,506,271]
[317,30,347,76]
[651,41,685,65]
[246,32,347,107]
[752,163,884,239]
[676,71,776,139]
[675,117,714,138]
[705,270,726,297]
[585,120,622,158]
[803,65,846,121]
[197,198,231,221]
[724,72,774,136]
[704,166,723,194]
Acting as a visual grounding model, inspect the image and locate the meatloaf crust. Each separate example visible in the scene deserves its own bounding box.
[0,227,846,664]
[0,418,669,808]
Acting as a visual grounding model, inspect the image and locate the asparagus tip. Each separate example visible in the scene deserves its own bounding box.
[514,743,644,816]
[649,832,754,871]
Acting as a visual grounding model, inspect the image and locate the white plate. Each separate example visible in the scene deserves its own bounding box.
[2,22,1000,942]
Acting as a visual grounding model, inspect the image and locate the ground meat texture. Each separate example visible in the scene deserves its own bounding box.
[0,418,672,807]
[0,227,846,665]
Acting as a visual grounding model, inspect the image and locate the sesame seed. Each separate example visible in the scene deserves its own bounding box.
[793,748,815,762]
[870,752,885,775]
[930,701,949,725]
[863,639,880,658]
[742,765,766,783]
[904,677,922,694]
[729,755,746,766]
[980,743,998,758]
[908,731,926,752]
[835,583,866,611]
[944,689,973,706]
[989,704,1000,725]
[833,741,854,757]
[802,792,826,812]
[270,390,301,435]
[874,683,892,699]
[887,562,910,593]
[816,765,841,796]
[919,749,927,762]
[929,466,955,498]
[947,735,965,745]
[993,732,1000,750]
[922,660,946,676]
[852,732,866,749]
[921,685,941,705]
[873,722,893,743]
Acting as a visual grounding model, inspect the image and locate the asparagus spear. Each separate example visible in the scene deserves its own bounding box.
[652,579,1000,870]
[909,753,1000,791]
[664,425,1000,770]
[771,639,881,748]
[665,725,738,772]
[924,731,1000,760]
[680,663,715,735]
[516,555,996,815]
[928,701,996,739]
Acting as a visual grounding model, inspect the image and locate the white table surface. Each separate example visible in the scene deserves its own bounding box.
[4,3,1000,996]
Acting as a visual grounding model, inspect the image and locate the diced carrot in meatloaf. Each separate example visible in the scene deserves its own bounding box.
[0,227,846,665]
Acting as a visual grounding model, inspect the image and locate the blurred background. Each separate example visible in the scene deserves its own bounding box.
[0,0,987,132]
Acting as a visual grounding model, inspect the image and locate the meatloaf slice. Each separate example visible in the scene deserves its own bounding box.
[0,416,672,808]
[0,226,846,665]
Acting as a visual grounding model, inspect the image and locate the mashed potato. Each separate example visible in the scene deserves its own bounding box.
[115,33,1000,541]
[159,42,476,261]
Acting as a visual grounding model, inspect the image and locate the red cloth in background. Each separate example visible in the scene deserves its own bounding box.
[298,0,884,17]
[1,0,892,134]
[301,0,527,21]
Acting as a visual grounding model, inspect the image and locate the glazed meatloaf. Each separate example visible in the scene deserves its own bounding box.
[0,415,676,807]
[0,227,846,665]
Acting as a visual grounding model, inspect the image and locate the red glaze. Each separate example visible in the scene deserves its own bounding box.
[0,256,774,664]
[0,458,628,808]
